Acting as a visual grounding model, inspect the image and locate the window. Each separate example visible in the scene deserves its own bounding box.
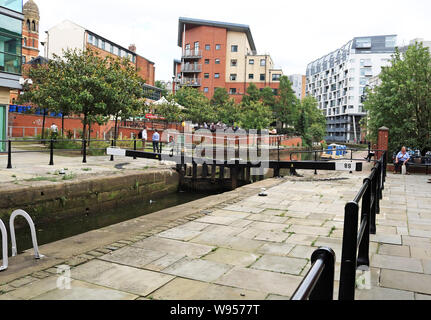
[231,45,238,52]
[229,88,237,94]
[249,59,254,65]
[204,59,210,64]
[360,78,368,85]
[216,44,221,50]
[23,37,27,46]
[22,56,26,64]
[204,73,209,79]
[0,14,23,75]
[194,42,200,49]
[260,59,266,66]
[26,20,30,31]
[272,74,281,81]
[248,74,254,80]
[356,38,371,49]
[185,44,190,50]
[230,74,237,81]
[204,87,209,93]
[0,0,23,12]
[215,73,220,79]
[215,59,220,64]
[32,39,35,47]
[230,59,237,67]
[101,41,105,50]
[94,38,99,48]
[205,44,210,51]
[260,74,265,81]
[32,21,36,32]
[88,34,93,45]
[110,44,114,54]
[385,36,396,48]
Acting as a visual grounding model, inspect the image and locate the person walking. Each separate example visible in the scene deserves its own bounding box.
[139,126,147,150]
[394,146,411,175]
[152,129,160,154]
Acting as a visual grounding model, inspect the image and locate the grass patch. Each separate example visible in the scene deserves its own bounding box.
[82,168,92,172]
[328,227,336,237]
[62,173,76,181]
[25,176,58,182]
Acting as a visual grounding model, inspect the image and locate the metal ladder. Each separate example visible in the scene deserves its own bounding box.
[0,210,44,272]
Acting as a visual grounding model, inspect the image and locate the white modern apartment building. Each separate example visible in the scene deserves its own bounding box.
[306,35,397,143]
[288,74,306,100]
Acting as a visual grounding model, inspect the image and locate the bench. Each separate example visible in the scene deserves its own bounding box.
[408,163,431,175]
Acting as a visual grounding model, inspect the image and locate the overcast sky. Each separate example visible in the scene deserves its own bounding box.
[35,0,431,81]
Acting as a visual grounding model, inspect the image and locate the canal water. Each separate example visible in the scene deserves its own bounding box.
[9,191,216,255]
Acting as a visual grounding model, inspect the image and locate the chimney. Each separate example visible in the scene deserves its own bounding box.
[128,44,136,53]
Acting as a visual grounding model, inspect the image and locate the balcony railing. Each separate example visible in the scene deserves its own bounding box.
[181,64,202,73]
[182,49,203,59]
[180,78,201,87]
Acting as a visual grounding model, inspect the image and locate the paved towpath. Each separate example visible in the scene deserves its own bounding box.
[1,168,430,300]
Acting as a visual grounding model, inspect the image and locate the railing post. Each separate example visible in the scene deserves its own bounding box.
[370,168,377,234]
[7,140,12,169]
[339,201,359,301]
[82,139,87,163]
[49,139,54,166]
[309,247,336,301]
[278,137,281,162]
[358,179,371,267]
[133,137,137,160]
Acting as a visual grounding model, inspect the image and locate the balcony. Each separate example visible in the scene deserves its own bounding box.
[180,77,201,87]
[182,49,203,59]
[181,64,202,73]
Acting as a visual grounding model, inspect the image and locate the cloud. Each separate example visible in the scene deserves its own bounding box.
[35,0,431,81]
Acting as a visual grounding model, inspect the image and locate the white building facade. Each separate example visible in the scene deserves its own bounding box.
[306,35,396,143]
[288,74,305,100]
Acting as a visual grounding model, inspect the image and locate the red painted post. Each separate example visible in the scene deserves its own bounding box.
[377,127,389,160]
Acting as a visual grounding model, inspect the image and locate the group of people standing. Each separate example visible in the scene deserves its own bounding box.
[138,127,160,154]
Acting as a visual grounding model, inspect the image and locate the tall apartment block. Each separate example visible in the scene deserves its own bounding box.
[174,17,283,102]
[43,20,160,100]
[306,35,396,143]
[288,74,306,100]
[0,0,24,151]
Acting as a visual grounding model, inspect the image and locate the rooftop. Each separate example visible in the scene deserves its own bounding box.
[178,17,256,52]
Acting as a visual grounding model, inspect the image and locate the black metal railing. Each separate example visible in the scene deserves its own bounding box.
[291,151,387,300]
[0,138,166,169]
[291,247,336,300]
[338,151,387,300]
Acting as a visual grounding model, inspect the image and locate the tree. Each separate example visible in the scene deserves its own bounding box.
[260,87,276,109]
[155,80,169,97]
[211,88,240,125]
[240,101,273,130]
[155,96,184,123]
[273,76,300,130]
[241,83,261,106]
[104,55,146,141]
[174,87,216,124]
[364,42,431,154]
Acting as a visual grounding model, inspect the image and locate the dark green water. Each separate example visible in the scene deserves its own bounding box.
[10,191,215,255]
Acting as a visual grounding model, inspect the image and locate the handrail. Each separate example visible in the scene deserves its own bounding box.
[0,219,8,272]
[291,247,336,300]
[9,210,43,259]
[338,152,387,300]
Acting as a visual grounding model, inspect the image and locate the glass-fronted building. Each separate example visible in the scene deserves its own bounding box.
[0,0,23,152]
[306,35,397,143]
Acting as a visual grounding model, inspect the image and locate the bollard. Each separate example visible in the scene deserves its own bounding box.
[7,140,12,169]
[110,140,114,161]
[49,139,54,166]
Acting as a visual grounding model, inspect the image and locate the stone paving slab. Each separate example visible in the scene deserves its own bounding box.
[133,236,215,259]
[162,258,232,282]
[203,248,260,268]
[151,278,267,300]
[99,246,166,269]
[215,267,302,297]
[71,260,174,296]
[251,255,308,275]
[380,269,431,295]
[33,280,138,300]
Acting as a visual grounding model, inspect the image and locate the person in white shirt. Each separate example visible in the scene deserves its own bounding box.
[140,127,148,150]
[50,123,58,140]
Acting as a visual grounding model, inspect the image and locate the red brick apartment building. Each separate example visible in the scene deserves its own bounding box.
[174,17,284,102]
